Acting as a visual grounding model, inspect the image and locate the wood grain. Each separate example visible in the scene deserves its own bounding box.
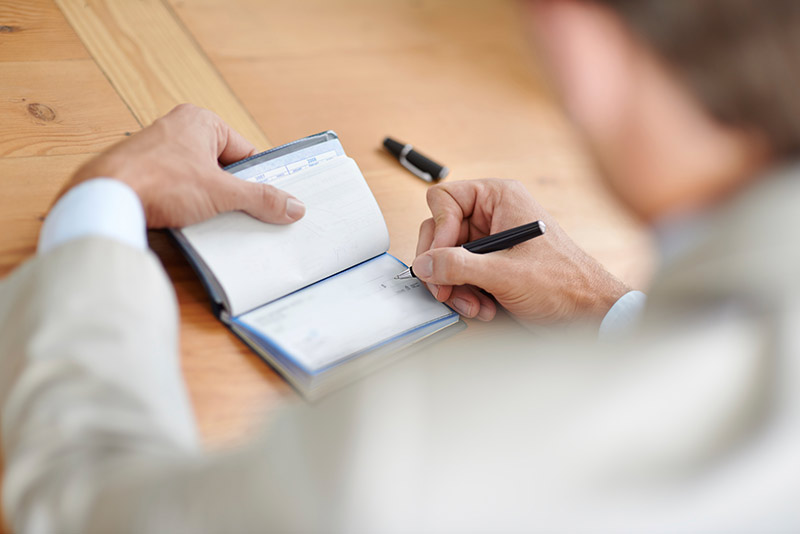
[0,3,139,530]
[170,0,655,286]
[0,0,89,61]
[48,0,300,447]
[54,0,270,148]
[0,60,139,157]
[0,1,658,531]
[0,154,96,276]
[166,0,653,448]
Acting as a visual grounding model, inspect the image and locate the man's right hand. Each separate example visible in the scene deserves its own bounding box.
[59,104,306,229]
[412,179,630,326]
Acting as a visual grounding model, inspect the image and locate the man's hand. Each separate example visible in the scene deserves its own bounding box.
[60,104,306,228]
[413,179,630,325]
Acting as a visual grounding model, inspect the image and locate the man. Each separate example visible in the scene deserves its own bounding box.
[2,0,799,532]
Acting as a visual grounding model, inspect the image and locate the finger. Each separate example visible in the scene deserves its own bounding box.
[470,286,498,321]
[416,217,447,301]
[164,104,257,165]
[412,247,496,288]
[426,185,472,249]
[215,171,306,224]
[416,218,435,257]
[444,286,482,318]
[433,283,453,303]
[214,116,258,166]
[441,285,496,321]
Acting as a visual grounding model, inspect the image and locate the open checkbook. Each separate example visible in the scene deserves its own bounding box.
[172,132,463,399]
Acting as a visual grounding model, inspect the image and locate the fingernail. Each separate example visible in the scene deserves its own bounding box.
[452,298,474,317]
[414,255,433,279]
[428,283,440,299]
[286,198,306,220]
[477,305,494,321]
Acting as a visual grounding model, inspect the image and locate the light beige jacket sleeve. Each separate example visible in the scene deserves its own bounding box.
[0,238,198,533]
[3,167,800,533]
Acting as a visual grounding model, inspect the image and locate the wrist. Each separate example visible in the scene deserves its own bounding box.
[62,156,146,205]
[573,258,631,322]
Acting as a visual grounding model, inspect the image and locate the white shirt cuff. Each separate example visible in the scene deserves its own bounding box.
[38,178,147,255]
[598,290,647,340]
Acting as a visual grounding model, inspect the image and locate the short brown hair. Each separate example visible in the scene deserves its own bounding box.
[589,0,800,157]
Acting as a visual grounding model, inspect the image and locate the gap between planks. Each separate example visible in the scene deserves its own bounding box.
[54,0,271,148]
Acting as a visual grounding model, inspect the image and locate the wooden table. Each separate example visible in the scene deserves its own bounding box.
[0,1,654,531]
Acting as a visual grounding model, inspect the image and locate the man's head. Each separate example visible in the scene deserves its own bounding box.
[526,0,800,222]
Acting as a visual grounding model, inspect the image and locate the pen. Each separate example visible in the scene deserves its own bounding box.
[394,220,547,280]
[383,137,450,183]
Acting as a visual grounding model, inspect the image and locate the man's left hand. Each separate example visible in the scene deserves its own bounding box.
[60,104,306,228]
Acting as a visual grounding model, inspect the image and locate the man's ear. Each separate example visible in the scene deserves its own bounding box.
[524,0,636,144]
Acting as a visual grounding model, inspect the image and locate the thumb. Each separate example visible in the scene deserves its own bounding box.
[216,171,306,224]
[412,247,499,289]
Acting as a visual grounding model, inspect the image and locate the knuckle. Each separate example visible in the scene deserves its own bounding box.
[426,184,443,203]
[202,107,222,124]
[149,116,170,135]
[418,217,434,235]
[212,116,226,140]
[199,108,219,127]
[161,104,209,132]
[170,103,202,122]
[176,105,216,129]
[433,211,455,228]
[173,103,196,114]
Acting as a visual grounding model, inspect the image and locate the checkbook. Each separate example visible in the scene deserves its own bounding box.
[172,132,463,399]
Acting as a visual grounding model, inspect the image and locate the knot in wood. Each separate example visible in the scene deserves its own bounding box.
[27,103,56,122]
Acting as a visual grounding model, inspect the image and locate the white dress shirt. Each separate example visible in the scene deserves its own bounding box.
[38,179,147,255]
[38,178,646,331]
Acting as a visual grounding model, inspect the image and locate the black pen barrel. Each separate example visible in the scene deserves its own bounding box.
[462,221,545,254]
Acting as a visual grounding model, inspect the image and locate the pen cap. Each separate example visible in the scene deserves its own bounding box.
[383,137,450,181]
[405,148,449,181]
[383,137,406,158]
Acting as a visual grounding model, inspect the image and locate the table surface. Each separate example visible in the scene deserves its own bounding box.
[0,1,654,531]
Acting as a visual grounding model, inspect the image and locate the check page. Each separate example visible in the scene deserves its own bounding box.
[180,157,389,316]
[235,254,456,372]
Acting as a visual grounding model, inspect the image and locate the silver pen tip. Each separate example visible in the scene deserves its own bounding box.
[394,269,413,280]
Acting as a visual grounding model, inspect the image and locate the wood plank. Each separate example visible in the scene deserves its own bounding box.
[0,154,95,276]
[49,0,293,447]
[0,0,89,61]
[0,3,140,528]
[0,2,655,531]
[54,0,270,148]
[0,60,140,157]
[164,0,651,452]
[170,0,655,287]
[167,0,534,61]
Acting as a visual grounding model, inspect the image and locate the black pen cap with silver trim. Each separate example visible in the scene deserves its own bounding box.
[383,137,449,182]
